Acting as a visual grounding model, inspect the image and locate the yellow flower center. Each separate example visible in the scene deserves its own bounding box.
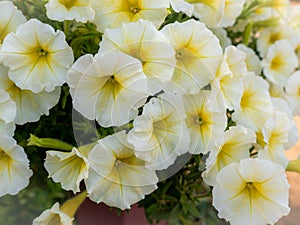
[268,33,281,45]
[270,55,283,71]
[38,48,48,57]
[127,1,141,14]
[0,150,8,160]
[59,0,77,9]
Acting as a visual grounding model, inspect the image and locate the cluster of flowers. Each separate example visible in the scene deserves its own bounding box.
[0,0,300,224]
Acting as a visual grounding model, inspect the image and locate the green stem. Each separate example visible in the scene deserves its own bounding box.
[64,20,71,37]
[243,23,253,46]
[27,134,74,151]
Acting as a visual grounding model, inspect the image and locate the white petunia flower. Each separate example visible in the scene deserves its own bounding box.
[0,63,61,125]
[68,51,149,127]
[213,158,290,225]
[0,19,74,93]
[128,93,190,170]
[183,91,227,154]
[45,147,89,193]
[188,0,226,28]
[232,75,274,131]
[45,0,95,22]
[220,0,246,27]
[262,40,298,87]
[209,45,246,112]
[256,25,293,57]
[161,19,223,94]
[0,1,26,45]
[202,125,255,186]
[256,111,292,168]
[99,20,176,94]
[33,202,73,225]
[90,0,169,32]
[285,70,300,116]
[85,131,158,210]
[0,90,16,123]
[169,0,194,16]
[0,134,33,197]
[237,44,262,75]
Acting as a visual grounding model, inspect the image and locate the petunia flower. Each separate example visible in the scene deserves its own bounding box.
[0,63,61,125]
[208,45,246,112]
[237,44,262,75]
[45,0,95,22]
[188,0,226,28]
[256,25,293,57]
[127,93,190,170]
[232,75,274,131]
[183,91,227,154]
[256,111,292,168]
[285,70,300,116]
[99,20,176,94]
[68,51,149,127]
[33,202,73,225]
[212,158,290,225]
[202,125,255,186]
[210,28,232,50]
[0,1,26,46]
[0,19,74,93]
[85,131,158,210]
[161,19,223,94]
[44,147,89,193]
[90,0,169,32]
[262,40,298,87]
[220,0,246,27]
[0,134,33,197]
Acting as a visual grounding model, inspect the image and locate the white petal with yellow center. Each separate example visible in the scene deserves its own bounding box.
[161,19,223,94]
[85,131,158,210]
[0,63,61,125]
[45,0,95,22]
[232,75,274,131]
[68,51,149,127]
[213,158,290,225]
[0,134,33,197]
[90,0,169,32]
[257,112,292,168]
[0,19,74,93]
[0,1,26,45]
[45,148,89,193]
[257,25,293,57]
[262,40,298,87]
[209,45,246,111]
[202,125,255,186]
[128,93,190,170]
[99,20,176,94]
[183,91,227,154]
[33,202,73,225]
